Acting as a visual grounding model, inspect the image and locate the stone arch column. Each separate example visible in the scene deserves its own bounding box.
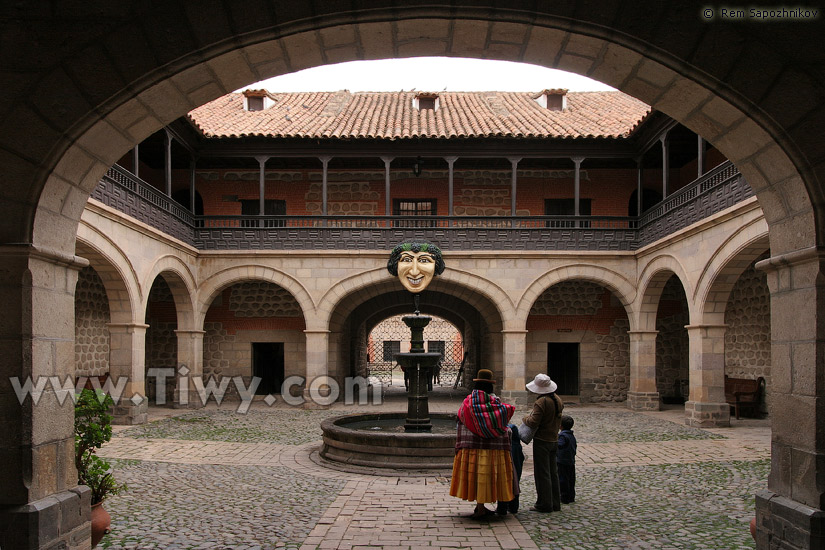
[684,323,730,427]
[632,257,692,412]
[627,330,660,410]
[686,229,771,427]
[754,250,825,548]
[0,245,92,549]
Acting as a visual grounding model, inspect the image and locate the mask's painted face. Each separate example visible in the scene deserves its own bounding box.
[397,250,436,293]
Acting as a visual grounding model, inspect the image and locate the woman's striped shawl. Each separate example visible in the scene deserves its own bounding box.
[457,389,515,438]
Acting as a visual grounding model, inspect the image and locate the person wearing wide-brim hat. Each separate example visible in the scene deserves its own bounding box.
[450,368,517,519]
[522,373,564,513]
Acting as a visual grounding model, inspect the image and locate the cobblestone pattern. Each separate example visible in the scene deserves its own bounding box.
[114,409,345,444]
[229,282,302,317]
[518,459,769,550]
[75,266,110,377]
[98,400,769,550]
[100,460,345,550]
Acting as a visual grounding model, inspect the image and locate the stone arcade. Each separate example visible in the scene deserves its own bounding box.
[0,4,822,549]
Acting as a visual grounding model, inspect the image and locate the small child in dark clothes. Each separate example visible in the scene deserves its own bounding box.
[496,423,525,515]
[557,415,577,504]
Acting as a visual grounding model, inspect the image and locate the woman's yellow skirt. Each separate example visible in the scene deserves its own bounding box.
[449,448,515,503]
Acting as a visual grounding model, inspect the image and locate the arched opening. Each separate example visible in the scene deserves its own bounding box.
[527,280,631,403]
[724,251,771,417]
[202,280,306,400]
[144,276,179,404]
[328,277,504,397]
[655,275,690,405]
[366,313,465,390]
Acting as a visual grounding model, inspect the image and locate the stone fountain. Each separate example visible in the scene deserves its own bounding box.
[319,242,458,469]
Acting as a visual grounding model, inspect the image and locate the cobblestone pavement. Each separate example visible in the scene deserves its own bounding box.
[98,391,769,549]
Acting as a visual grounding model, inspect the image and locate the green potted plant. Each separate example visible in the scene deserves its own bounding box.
[75,388,126,547]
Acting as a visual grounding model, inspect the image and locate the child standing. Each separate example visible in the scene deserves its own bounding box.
[496,423,525,515]
[557,415,577,504]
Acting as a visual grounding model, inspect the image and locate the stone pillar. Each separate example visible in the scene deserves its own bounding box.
[0,245,91,549]
[684,324,730,427]
[303,329,330,409]
[500,329,529,406]
[107,322,149,425]
[174,329,205,409]
[754,250,825,550]
[627,330,660,410]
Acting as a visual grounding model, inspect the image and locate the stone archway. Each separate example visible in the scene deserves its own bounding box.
[326,276,506,399]
[2,5,824,549]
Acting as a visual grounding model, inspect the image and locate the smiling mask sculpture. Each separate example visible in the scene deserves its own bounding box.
[386,242,446,431]
[387,242,446,294]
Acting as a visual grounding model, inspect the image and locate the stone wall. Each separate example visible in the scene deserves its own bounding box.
[656,277,689,402]
[526,281,630,402]
[724,254,771,411]
[203,282,306,399]
[74,266,110,377]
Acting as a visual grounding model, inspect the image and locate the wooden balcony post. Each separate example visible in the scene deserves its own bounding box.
[572,156,585,226]
[508,157,521,218]
[255,155,269,226]
[319,156,332,224]
[381,156,394,220]
[164,128,173,196]
[189,157,197,214]
[445,156,458,226]
[660,132,670,197]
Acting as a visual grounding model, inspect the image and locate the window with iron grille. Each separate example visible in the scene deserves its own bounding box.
[382,340,401,361]
[240,199,286,227]
[394,198,436,227]
[545,198,591,228]
[428,340,445,357]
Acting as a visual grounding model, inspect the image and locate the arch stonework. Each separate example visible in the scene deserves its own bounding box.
[319,267,512,331]
[635,255,692,332]
[142,255,198,329]
[516,263,637,329]
[695,222,771,325]
[1,4,824,549]
[75,228,139,326]
[195,265,314,328]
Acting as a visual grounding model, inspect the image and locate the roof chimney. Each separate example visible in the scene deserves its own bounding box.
[242,89,276,112]
[414,92,439,112]
[533,89,568,111]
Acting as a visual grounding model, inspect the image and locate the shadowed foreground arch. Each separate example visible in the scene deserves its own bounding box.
[2,4,824,549]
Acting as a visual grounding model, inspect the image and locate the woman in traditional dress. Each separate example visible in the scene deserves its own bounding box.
[449,369,517,518]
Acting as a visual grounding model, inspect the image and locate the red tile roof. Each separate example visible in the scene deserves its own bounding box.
[188,90,651,140]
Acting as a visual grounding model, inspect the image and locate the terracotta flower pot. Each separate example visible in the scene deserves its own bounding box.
[90,502,111,548]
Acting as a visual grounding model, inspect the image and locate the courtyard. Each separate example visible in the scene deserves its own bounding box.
[96,387,769,550]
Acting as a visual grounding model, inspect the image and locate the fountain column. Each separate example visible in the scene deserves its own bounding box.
[396,313,441,432]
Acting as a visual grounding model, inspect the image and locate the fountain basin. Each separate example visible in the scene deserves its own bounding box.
[320,412,457,469]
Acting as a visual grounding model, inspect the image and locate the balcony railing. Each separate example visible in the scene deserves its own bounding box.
[90,161,751,251]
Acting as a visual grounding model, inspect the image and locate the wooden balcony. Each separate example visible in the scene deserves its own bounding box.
[91,162,752,251]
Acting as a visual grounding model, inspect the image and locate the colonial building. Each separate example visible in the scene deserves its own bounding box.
[3,4,822,549]
[79,87,767,423]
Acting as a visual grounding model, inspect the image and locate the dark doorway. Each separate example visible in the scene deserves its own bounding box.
[547,343,579,395]
[252,342,285,395]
